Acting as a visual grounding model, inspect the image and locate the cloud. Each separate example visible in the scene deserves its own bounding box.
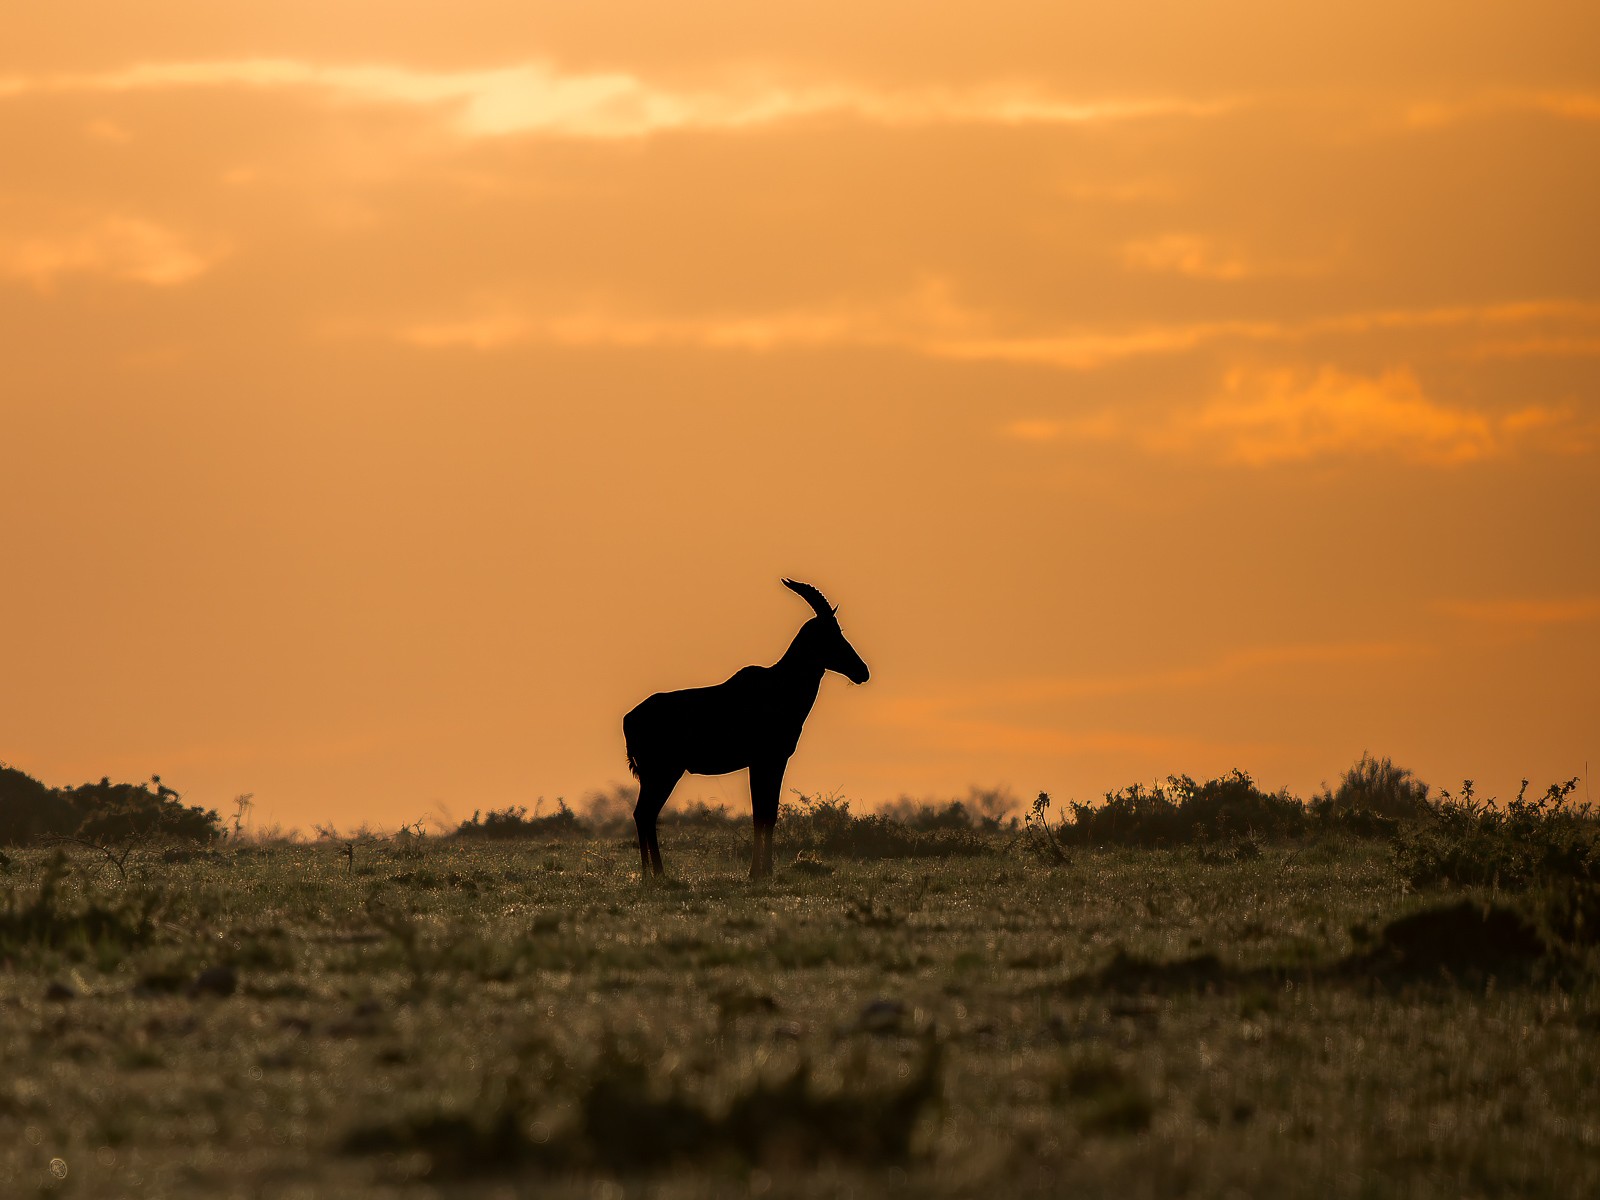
[0,58,1235,140]
[1001,414,1121,443]
[1405,90,1600,129]
[931,321,1268,369]
[1004,418,1072,442]
[1121,234,1252,280]
[1467,336,1600,361]
[1009,366,1586,466]
[935,300,1600,371]
[386,283,1600,460]
[399,306,868,352]
[389,284,1258,368]
[83,118,132,144]
[390,275,972,352]
[1120,233,1331,282]
[0,216,224,288]
[1309,299,1600,337]
[1185,366,1506,465]
[1436,597,1600,625]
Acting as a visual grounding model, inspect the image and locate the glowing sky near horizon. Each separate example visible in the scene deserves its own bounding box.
[3,2,1597,831]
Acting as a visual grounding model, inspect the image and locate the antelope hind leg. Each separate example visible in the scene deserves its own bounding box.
[633,769,680,881]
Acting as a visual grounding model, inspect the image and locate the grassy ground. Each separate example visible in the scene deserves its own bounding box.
[1,829,1596,1199]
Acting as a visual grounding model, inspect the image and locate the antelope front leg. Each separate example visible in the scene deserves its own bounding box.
[748,824,773,880]
[748,824,776,879]
[749,759,785,880]
[634,817,659,880]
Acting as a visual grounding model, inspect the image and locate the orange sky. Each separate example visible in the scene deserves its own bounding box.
[3,3,1597,832]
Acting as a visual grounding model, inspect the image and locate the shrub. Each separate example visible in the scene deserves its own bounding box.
[1392,778,1597,890]
[880,787,1020,833]
[578,782,639,829]
[668,800,745,829]
[456,800,586,840]
[780,793,990,859]
[66,776,221,844]
[1313,753,1431,821]
[1061,770,1304,848]
[0,763,72,844]
[1024,792,1071,864]
[0,766,220,847]
[879,799,979,832]
[1533,879,1600,952]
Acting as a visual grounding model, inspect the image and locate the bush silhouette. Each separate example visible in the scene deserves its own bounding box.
[1393,778,1596,890]
[1060,770,1304,848]
[0,764,73,844]
[780,793,990,859]
[1314,752,1431,820]
[69,776,221,844]
[0,765,220,847]
[456,800,585,840]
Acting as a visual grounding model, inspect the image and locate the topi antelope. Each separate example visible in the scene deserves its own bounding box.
[623,579,870,879]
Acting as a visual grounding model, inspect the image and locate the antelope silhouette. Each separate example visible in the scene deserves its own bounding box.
[623,579,870,879]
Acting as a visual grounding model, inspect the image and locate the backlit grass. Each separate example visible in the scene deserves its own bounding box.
[1,830,1595,1198]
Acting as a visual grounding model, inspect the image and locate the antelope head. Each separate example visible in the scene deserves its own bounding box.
[783,578,871,684]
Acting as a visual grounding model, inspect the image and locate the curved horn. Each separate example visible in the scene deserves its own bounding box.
[781,578,838,619]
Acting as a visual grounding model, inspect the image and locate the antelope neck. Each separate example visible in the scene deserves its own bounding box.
[773,634,829,688]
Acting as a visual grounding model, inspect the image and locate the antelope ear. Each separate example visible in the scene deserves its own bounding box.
[781,578,837,621]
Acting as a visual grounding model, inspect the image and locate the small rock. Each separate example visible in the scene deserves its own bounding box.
[190,966,238,998]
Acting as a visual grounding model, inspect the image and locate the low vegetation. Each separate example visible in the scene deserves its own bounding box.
[0,755,1594,1197]
[455,799,585,840]
[778,792,994,859]
[0,852,167,961]
[1393,777,1596,890]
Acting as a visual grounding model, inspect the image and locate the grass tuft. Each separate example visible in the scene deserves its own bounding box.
[0,851,166,960]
